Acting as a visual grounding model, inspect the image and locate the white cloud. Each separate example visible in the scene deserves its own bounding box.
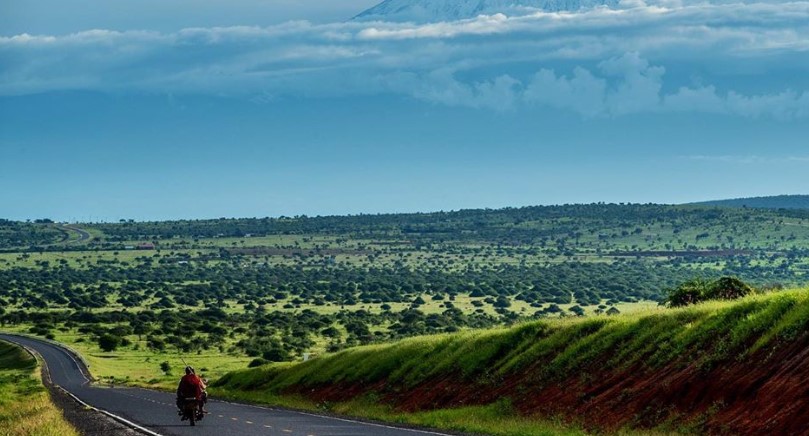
[599,52,664,115]
[2,2,809,118]
[663,86,809,119]
[524,67,607,117]
[408,69,521,110]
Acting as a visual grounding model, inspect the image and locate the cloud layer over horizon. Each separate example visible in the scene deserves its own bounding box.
[3,1,809,119]
[3,1,809,220]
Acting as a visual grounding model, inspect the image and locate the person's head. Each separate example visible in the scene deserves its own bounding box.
[185,366,194,375]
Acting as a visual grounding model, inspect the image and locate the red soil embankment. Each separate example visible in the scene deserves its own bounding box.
[295,334,809,435]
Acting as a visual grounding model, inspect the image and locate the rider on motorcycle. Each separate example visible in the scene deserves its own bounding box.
[176,366,207,416]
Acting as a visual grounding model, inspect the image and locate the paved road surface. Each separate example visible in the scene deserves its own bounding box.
[61,225,92,243]
[0,334,450,436]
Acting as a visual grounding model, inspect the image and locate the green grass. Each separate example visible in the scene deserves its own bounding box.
[0,326,252,391]
[328,397,587,436]
[0,341,79,436]
[210,389,590,436]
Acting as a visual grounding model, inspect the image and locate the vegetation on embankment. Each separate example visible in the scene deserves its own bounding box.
[214,288,809,435]
[0,341,79,436]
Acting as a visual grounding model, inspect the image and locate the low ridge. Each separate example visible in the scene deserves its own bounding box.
[691,194,809,210]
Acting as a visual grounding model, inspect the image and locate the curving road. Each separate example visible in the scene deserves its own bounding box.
[0,334,451,436]
[61,224,92,243]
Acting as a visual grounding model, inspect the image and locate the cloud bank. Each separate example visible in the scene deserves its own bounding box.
[3,2,809,118]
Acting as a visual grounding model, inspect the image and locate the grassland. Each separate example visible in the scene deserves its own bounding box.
[2,205,809,435]
[213,288,809,435]
[3,203,809,433]
[0,340,79,436]
[0,296,657,390]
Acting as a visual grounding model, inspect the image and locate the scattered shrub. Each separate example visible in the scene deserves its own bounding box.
[666,277,754,307]
[248,358,269,368]
[98,334,121,352]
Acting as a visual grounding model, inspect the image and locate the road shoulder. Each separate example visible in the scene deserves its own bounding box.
[9,337,144,436]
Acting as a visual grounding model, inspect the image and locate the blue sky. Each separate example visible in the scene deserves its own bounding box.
[2,0,808,221]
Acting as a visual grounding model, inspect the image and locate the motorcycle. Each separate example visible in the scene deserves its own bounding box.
[179,397,204,426]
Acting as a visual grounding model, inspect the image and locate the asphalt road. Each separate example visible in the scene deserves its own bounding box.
[61,224,91,242]
[0,334,451,436]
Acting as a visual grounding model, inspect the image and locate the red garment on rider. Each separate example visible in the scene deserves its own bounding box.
[178,374,205,401]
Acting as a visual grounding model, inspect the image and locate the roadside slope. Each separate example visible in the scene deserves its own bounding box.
[215,289,809,435]
[0,340,79,436]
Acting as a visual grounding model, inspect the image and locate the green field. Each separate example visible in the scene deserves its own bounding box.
[0,296,660,390]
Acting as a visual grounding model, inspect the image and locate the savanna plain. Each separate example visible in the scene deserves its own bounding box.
[2,200,809,435]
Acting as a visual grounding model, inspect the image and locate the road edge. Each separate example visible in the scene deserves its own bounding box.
[56,385,163,436]
[2,331,94,380]
[0,335,156,436]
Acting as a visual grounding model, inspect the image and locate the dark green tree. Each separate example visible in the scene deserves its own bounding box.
[98,334,122,352]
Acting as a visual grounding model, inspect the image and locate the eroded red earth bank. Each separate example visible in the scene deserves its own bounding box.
[293,334,809,435]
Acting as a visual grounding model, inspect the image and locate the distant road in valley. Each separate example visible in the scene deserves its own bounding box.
[0,334,450,436]
[60,225,92,243]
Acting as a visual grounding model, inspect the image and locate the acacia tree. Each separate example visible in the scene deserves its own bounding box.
[665,278,709,307]
[706,276,754,300]
[666,277,754,307]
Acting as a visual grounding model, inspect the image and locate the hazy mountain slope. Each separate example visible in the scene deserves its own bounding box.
[692,195,809,210]
[354,0,619,22]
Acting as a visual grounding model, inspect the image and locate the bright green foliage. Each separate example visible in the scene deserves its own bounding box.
[327,397,586,436]
[215,289,809,395]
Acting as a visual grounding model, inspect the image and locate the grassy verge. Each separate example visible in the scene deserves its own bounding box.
[212,388,588,436]
[330,400,584,436]
[0,341,79,436]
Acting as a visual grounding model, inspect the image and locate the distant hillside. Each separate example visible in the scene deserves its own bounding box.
[215,289,809,435]
[693,195,809,210]
[83,203,809,242]
[0,219,65,249]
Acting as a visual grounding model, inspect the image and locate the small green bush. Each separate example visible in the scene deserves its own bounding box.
[248,358,269,368]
